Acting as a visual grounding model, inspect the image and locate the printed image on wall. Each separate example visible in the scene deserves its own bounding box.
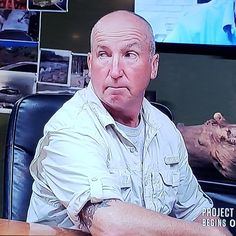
[0,9,41,42]
[0,70,36,110]
[70,53,89,89]
[28,0,68,12]
[38,48,71,86]
[0,40,37,110]
[0,39,38,72]
[0,0,27,10]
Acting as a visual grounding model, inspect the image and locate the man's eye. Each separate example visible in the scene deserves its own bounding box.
[125,52,138,59]
[98,52,109,58]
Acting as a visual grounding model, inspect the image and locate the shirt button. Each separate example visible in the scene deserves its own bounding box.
[129,147,136,153]
[91,177,98,181]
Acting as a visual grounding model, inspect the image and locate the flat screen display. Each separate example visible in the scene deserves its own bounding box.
[135,0,236,47]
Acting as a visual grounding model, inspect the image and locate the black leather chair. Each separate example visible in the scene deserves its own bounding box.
[2,93,172,221]
[3,94,73,221]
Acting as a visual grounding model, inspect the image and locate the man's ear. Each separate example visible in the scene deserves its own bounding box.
[87,52,92,77]
[150,53,159,80]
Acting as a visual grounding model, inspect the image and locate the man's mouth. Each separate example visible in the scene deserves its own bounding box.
[105,86,128,94]
[106,85,127,89]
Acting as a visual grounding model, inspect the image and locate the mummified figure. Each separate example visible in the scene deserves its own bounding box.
[177,112,236,180]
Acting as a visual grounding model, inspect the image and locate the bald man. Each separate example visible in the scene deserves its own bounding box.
[27,11,232,236]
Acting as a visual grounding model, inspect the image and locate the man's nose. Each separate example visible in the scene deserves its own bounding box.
[110,55,123,79]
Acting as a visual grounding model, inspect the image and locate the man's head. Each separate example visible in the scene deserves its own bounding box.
[87,10,159,117]
[90,11,156,57]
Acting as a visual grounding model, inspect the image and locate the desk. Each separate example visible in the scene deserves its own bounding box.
[0,219,89,235]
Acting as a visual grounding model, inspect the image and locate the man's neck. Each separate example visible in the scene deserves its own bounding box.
[103,103,141,127]
[113,114,140,127]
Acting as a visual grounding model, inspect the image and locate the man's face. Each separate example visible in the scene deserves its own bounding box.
[87,13,158,112]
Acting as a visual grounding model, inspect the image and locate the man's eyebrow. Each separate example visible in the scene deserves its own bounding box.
[125,42,142,50]
[96,43,108,49]
[126,42,139,47]
[94,44,109,52]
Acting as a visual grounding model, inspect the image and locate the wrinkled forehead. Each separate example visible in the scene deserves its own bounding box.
[90,12,152,49]
[91,27,149,50]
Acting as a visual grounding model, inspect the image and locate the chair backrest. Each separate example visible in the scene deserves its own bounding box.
[3,94,73,221]
[2,93,172,221]
[151,102,173,121]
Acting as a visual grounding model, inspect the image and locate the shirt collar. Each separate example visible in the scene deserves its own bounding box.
[142,98,162,130]
[85,82,161,132]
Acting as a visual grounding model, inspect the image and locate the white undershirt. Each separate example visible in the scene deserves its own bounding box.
[115,115,145,161]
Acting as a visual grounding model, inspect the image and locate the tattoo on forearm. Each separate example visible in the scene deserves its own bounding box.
[79,199,119,229]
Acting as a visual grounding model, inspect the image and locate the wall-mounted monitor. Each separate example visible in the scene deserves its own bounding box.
[135,0,236,56]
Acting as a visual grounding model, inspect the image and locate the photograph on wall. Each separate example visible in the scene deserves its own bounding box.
[0,40,38,72]
[70,53,89,89]
[0,9,41,42]
[0,39,37,111]
[0,0,27,10]
[38,48,71,86]
[28,0,68,12]
[0,70,36,110]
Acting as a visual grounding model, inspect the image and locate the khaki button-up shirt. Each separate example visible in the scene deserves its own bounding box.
[27,83,212,230]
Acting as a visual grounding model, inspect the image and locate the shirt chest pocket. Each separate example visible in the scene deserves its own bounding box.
[151,170,180,214]
[160,170,180,187]
[109,169,132,201]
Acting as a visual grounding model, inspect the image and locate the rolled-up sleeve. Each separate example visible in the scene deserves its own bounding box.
[172,133,213,221]
[38,128,123,225]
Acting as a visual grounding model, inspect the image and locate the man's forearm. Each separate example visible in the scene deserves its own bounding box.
[80,199,232,236]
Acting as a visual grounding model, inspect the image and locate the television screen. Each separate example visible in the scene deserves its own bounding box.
[135,0,236,47]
